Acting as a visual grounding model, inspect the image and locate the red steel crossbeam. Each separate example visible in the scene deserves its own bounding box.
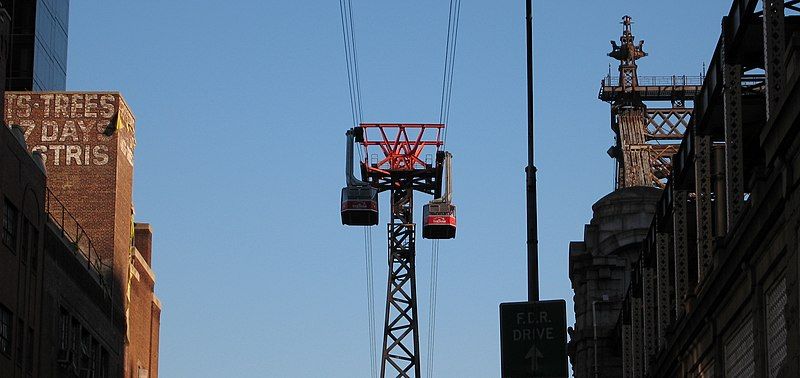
[359,123,444,175]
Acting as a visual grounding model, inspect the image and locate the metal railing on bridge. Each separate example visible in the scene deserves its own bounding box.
[602,75,705,87]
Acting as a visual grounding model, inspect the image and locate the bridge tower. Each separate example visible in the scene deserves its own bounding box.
[602,16,702,188]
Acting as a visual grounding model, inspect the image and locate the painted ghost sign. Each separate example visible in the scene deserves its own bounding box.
[4,92,136,167]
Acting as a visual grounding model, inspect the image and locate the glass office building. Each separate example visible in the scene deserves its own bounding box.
[4,0,68,91]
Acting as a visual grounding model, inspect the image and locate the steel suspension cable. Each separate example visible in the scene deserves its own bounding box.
[363,226,377,378]
[426,241,436,377]
[339,0,359,128]
[370,226,377,378]
[428,2,462,376]
[440,0,462,145]
[426,240,441,377]
[347,0,364,123]
[339,0,377,376]
[437,0,456,125]
[444,0,461,127]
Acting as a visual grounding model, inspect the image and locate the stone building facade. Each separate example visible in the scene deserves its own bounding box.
[568,187,661,377]
[569,1,800,377]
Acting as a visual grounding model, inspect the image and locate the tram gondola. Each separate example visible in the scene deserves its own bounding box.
[422,152,456,239]
[341,128,379,226]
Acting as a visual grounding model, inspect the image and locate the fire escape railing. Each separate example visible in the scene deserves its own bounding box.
[45,188,112,300]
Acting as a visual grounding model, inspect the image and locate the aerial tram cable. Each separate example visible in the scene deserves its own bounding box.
[428,1,462,376]
[362,223,377,377]
[440,0,462,143]
[339,0,360,126]
[349,2,364,124]
[338,0,378,377]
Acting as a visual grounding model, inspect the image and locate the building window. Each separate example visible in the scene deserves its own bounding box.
[80,328,91,373]
[99,348,109,378]
[25,327,33,372]
[725,315,755,377]
[30,227,39,274]
[58,308,69,351]
[56,308,71,367]
[90,339,99,377]
[766,277,788,376]
[71,318,80,358]
[15,318,23,365]
[3,199,19,251]
[0,304,11,356]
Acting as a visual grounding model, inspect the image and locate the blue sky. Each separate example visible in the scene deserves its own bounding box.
[68,1,725,377]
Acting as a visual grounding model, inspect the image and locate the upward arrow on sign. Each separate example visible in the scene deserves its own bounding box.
[525,345,544,372]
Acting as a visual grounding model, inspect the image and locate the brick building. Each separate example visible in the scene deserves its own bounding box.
[1,91,160,377]
[1,122,123,376]
[569,1,800,377]
[0,0,160,375]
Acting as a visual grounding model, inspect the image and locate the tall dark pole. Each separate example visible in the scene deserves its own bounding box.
[525,0,540,302]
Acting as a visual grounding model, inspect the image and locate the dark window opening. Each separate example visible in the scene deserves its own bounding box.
[0,304,11,356]
[79,327,91,373]
[70,317,79,358]
[20,219,28,263]
[25,327,32,372]
[30,227,38,273]
[99,348,109,378]
[15,318,23,365]
[3,198,19,251]
[58,308,69,351]
[90,338,98,377]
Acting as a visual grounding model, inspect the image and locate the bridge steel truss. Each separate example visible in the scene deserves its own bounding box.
[358,123,445,378]
[602,16,701,189]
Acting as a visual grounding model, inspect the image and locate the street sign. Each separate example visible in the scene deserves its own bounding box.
[500,300,568,378]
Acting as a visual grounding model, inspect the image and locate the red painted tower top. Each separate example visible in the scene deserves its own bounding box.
[356,123,445,195]
[358,123,444,173]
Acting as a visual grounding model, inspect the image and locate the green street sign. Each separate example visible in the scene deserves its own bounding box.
[500,300,568,378]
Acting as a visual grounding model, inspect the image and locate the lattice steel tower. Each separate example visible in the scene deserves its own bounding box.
[341,123,454,378]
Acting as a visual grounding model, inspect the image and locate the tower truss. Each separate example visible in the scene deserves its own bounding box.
[601,16,702,188]
[358,124,445,378]
[382,187,420,376]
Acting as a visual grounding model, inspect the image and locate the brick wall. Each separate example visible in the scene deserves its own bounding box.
[0,123,46,377]
[4,91,136,306]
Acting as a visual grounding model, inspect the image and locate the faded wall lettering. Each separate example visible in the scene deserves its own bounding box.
[4,92,136,167]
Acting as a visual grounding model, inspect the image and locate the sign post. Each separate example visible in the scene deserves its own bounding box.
[500,300,568,378]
